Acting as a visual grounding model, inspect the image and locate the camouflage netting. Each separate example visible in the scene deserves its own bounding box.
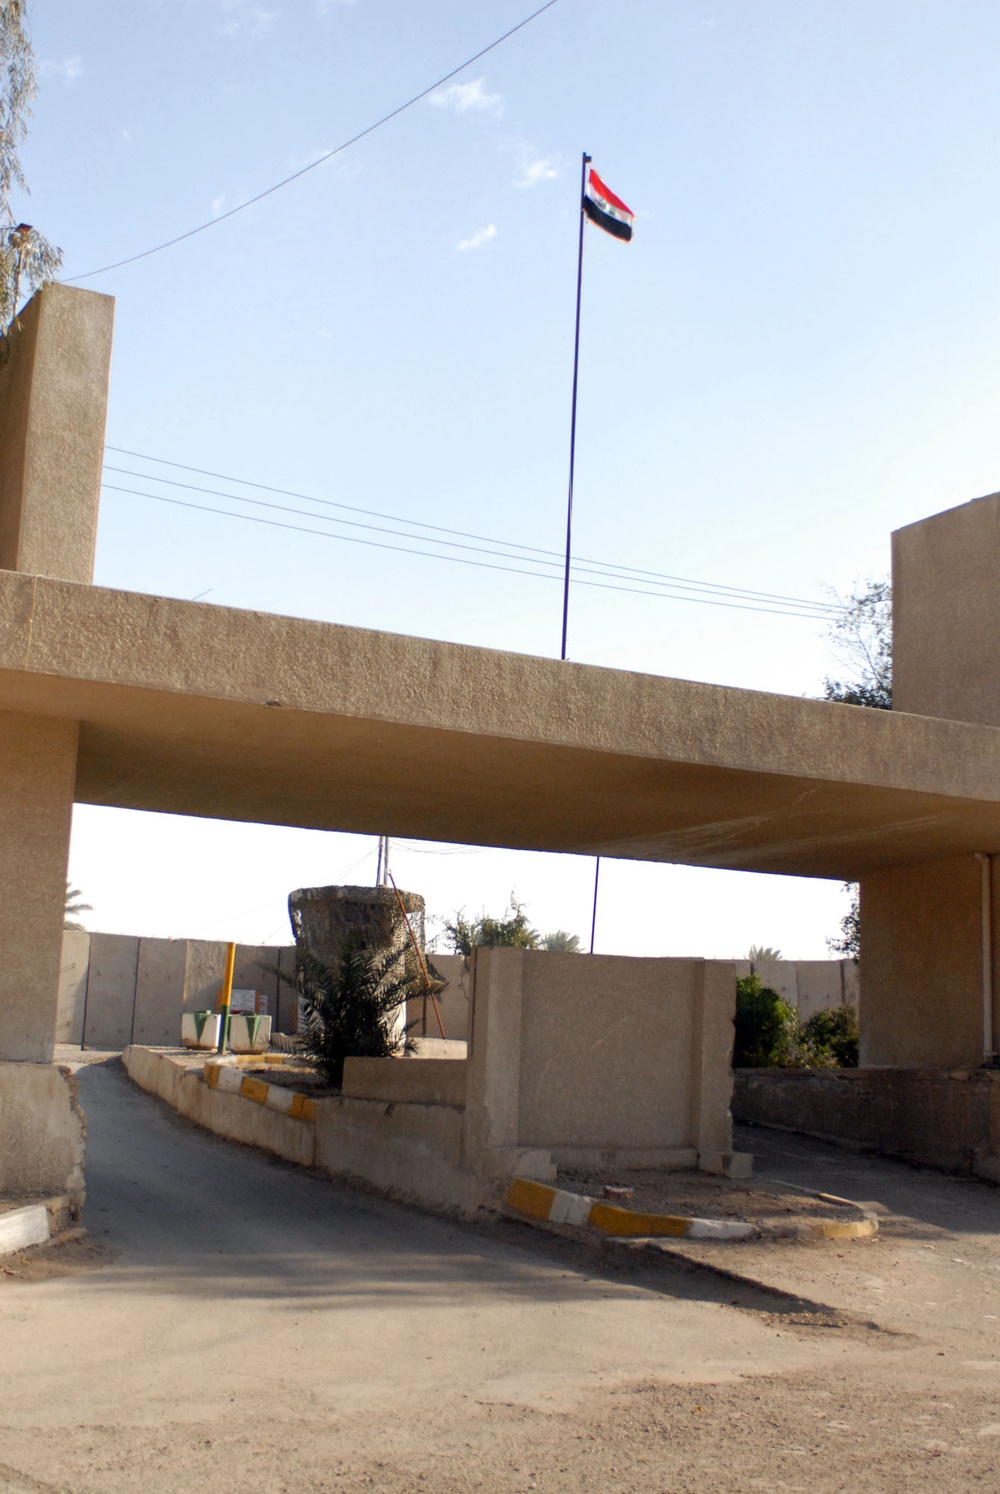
[287,884,432,989]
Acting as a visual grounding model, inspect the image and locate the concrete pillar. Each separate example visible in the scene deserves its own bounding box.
[464,945,525,1156]
[893,489,1000,725]
[0,712,79,1061]
[860,854,998,1068]
[0,282,114,584]
[690,961,738,1162]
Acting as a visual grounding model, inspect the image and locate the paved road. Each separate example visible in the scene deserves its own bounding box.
[1,1062,1000,1492]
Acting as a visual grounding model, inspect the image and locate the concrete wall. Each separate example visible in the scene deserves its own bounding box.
[0,283,114,584]
[0,1062,86,1207]
[464,948,740,1174]
[407,952,471,1041]
[342,1055,466,1107]
[56,930,299,1050]
[733,1066,1000,1183]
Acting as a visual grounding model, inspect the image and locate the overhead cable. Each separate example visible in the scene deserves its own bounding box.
[103,449,837,616]
[65,0,562,283]
[100,480,835,620]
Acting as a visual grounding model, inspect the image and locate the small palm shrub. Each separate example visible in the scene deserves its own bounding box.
[289,931,419,1087]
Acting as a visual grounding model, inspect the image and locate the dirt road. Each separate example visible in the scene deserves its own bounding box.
[1,1059,999,1492]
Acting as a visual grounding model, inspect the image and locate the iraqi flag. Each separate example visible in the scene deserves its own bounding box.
[583,165,634,242]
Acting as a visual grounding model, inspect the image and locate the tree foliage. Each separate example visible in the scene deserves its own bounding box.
[733,975,858,1068]
[733,975,798,1067]
[444,895,538,956]
[822,579,892,710]
[0,2,61,333]
[799,1006,859,1068]
[286,931,418,1087]
[748,944,782,964]
[827,882,860,964]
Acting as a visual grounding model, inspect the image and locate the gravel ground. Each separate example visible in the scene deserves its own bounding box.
[3,1060,996,1494]
[557,1167,864,1226]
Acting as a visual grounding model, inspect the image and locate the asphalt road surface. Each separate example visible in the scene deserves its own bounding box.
[2,1057,1000,1493]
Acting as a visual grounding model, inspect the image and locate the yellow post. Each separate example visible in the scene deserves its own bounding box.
[216,941,237,1054]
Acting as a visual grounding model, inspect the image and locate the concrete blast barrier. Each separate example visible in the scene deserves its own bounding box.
[464,947,746,1177]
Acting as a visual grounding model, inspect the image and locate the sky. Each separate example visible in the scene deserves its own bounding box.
[22,0,1000,957]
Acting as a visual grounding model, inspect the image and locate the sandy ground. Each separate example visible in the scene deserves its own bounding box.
[1,1059,999,1492]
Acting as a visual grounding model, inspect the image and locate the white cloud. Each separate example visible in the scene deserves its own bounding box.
[218,0,279,38]
[429,78,503,118]
[457,224,497,252]
[39,56,83,84]
[514,151,559,189]
[315,0,353,9]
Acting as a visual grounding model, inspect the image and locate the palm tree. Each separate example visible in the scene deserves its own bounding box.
[540,931,581,952]
[64,883,92,931]
[285,930,419,1087]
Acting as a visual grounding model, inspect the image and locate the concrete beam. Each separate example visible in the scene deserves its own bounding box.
[6,572,1000,878]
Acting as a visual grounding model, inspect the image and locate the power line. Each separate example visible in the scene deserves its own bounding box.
[103,448,837,615]
[65,0,562,283]
[104,462,834,612]
[100,480,835,620]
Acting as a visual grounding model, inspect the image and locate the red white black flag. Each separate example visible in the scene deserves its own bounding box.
[583,165,634,242]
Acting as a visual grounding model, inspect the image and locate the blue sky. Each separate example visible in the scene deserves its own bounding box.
[25,0,1000,955]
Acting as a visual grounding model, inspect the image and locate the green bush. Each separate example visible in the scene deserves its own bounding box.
[733,975,798,1067]
[733,976,859,1069]
[445,895,538,955]
[798,1006,859,1068]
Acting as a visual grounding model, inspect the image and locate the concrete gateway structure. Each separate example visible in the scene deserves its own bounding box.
[5,283,1000,1193]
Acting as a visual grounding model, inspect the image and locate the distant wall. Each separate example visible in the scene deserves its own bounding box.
[406,952,470,1041]
[733,960,858,1019]
[57,931,300,1049]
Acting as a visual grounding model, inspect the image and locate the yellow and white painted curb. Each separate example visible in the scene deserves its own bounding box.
[204,1061,318,1121]
[504,1177,877,1243]
[504,1177,758,1241]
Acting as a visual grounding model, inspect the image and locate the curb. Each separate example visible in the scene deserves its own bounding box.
[0,1204,51,1257]
[204,1061,318,1121]
[504,1177,757,1241]
[503,1177,877,1243]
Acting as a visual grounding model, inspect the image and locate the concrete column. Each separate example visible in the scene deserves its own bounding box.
[0,282,114,583]
[860,854,989,1068]
[690,960,737,1158]
[0,712,79,1061]
[464,946,525,1156]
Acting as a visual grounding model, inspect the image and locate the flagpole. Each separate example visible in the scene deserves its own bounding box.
[560,150,591,662]
[589,854,600,953]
